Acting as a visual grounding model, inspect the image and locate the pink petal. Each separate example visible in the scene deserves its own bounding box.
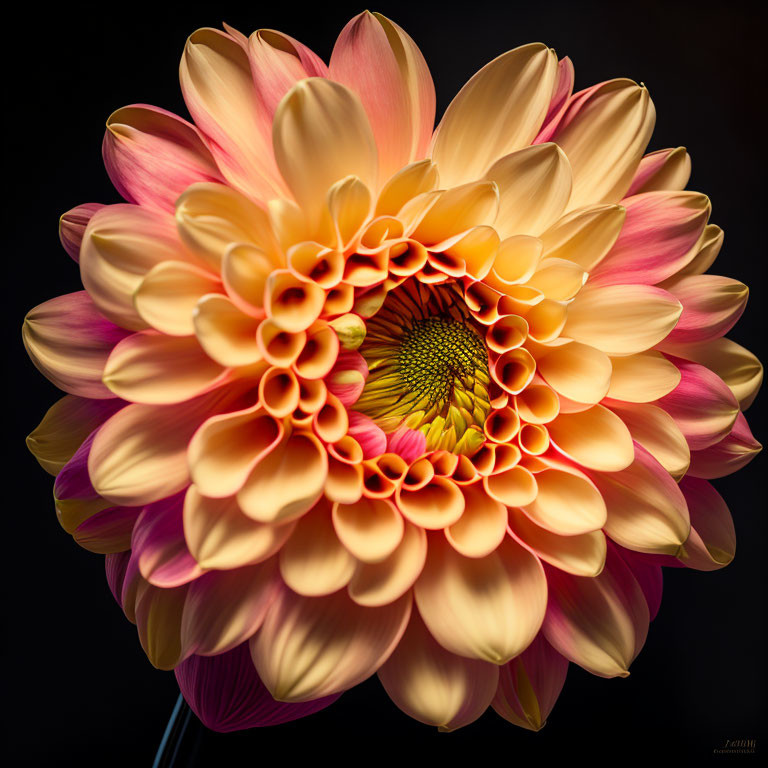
[130,492,203,587]
[589,191,709,286]
[347,412,387,459]
[658,357,739,450]
[330,11,435,180]
[105,550,132,606]
[175,642,340,732]
[326,349,369,406]
[74,505,141,554]
[662,274,749,344]
[625,147,691,196]
[614,546,663,620]
[532,57,574,144]
[687,411,761,479]
[387,426,426,463]
[54,430,100,503]
[60,204,105,262]
[249,30,328,120]
[103,104,223,211]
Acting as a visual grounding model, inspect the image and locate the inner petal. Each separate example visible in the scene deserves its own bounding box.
[356,280,490,454]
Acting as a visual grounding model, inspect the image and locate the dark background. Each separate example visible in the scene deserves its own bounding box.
[4,0,766,764]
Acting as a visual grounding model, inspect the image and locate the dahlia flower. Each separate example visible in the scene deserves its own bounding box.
[24,11,762,733]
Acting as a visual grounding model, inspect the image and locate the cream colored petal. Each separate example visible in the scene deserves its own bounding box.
[658,337,763,410]
[221,244,273,317]
[102,331,228,404]
[626,146,691,196]
[332,498,404,564]
[193,293,262,367]
[375,160,439,217]
[564,284,682,356]
[590,444,690,555]
[521,468,607,535]
[526,258,586,301]
[378,610,499,730]
[348,520,427,607]
[485,235,543,288]
[607,351,681,403]
[674,223,723,277]
[415,535,547,664]
[432,44,557,186]
[445,484,507,559]
[396,477,466,530]
[184,487,295,570]
[548,405,634,471]
[536,341,611,404]
[273,78,378,230]
[608,402,690,480]
[485,143,572,237]
[175,182,280,269]
[279,499,356,596]
[80,204,193,330]
[134,260,221,336]
[509,509,606,577]
[237,433,328,524]
[326,175,373,250]
[251,586,412,701]
[540,203,625,271]
[555,80,655,211]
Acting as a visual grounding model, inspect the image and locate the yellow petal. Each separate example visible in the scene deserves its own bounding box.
[193,293,262,367]
[332,498,404,563]
[536,341,611,404]
[445,484,508,558]
[607,351,681,403]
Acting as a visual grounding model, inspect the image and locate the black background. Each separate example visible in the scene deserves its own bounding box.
[4,1,766,765]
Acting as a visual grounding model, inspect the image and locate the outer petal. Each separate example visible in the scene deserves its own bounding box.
[251,585,412,701]
[23,291,130,398]
[626,146,691,196]
[492,633,569,731]
[273,78,378,229]
[687,412,761,479]
[414,535,547,664]
[607,351,681,403]
[553,79,655,211]
[432,44,558,187]
[589,191,710,286]
[330,11,435,181]
[59,203,105,262]
[103,104,223,211]
[542,543,649,678]
[378,609,499,731]
[176,641,340,732]
[533,56,575,144]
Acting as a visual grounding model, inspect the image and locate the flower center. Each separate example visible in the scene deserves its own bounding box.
[356,280,490,454]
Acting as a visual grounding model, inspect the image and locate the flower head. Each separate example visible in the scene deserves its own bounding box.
[24,11,762,732]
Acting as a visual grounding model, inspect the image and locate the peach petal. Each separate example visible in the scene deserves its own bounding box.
[485,235,543,289]
[662,274,748,344]
[614,546,663,620]
[486,315,528,354]
[658,337,762,410]
[287,241,344,289]
[294,323,339,380]
[333,498,404,564]
[257,320,306,368]
[396,476,465,530]
[608,401,690,480]
[415,535,547,664]
[676,477,735,570]
[134,261,221,336]
[60,203,105,262]
[515,383,560,425]
[674,223,723,277]
[378,609,499,731]
[486,143,572,238]
[375,160,439,218]
[103,331,228,404]
[222,244,274,317]
[259,367,300,418]
[521,467,606,536]
[181,560,281,657]
[589,444,690,555]
[548,405,634,471]
[80,204,196,330]
[313,394,349,444]
[237,433,328,524]
[446,484,507,558]
[483,466,538,508]
[564,284,682,356]
[278,499,356,596]
[180,28,286,202]
[273,78,378,230]
[553,80,655,211]
[264,270,326,333]
[325,457,364,505]
[103,104,223,211]
[492,347,537,395]
[509,508,606,577]
[626,146,691,197]
[607,351,681,403]
[518,424,550,456]
[524,298,568,343]
[687,412,761,479]
[188,405,282,498]
[542,543,649,678]
[432,44,557,187]
[184,487,296,570]
[590,191,709,286]
[23,292,131,399]
[657,358,739,450]
[251,585,412,701]
[193,294,262,367]
[536,342,611,404]
[491,632,569,731]
[483,407,520,444]
[527,258,586,301]
[330,12,435,182]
